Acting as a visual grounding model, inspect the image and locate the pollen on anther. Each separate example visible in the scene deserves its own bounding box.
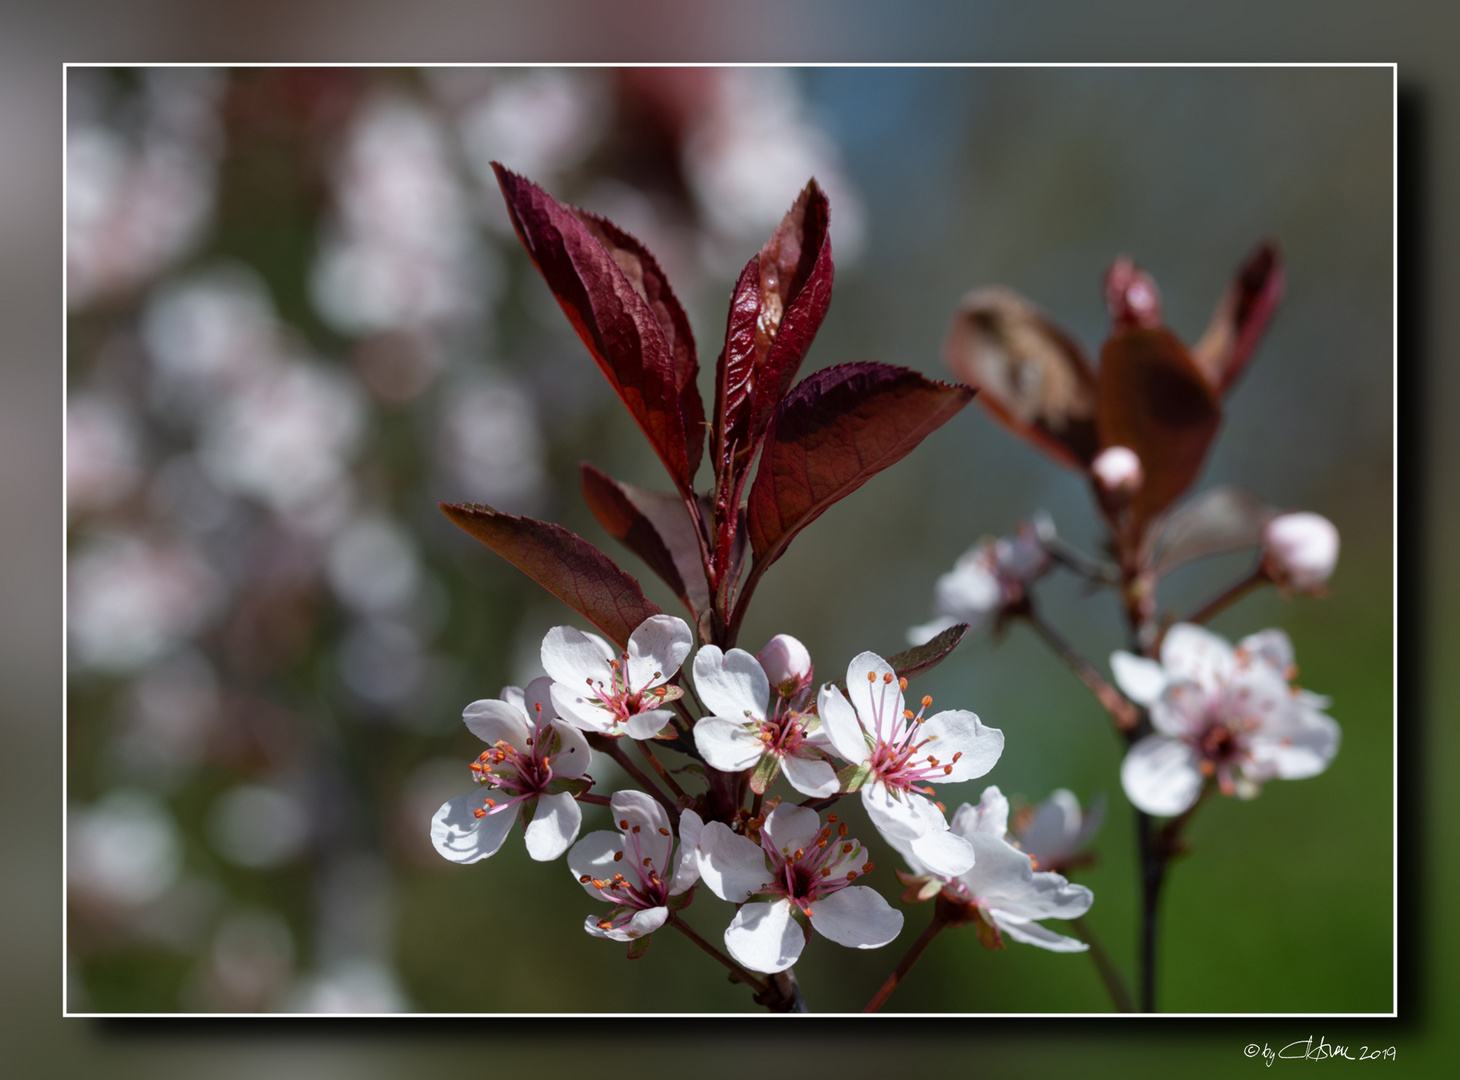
[473,808,486,818]
[821,868,831,877]
[597,919,613,930]
[613,851,624,862]
[944,765,953,775]
[619,819,630,829]
[862,862,874,873]
[883,672,894,684]
[899,677,908,691]
[632,825,641,833]
[922,695,932,708]
[842,841,854,854]
[846,871,857,880]
[642,857,652,867]
[903,709,914,720]
[867,671,876,683]
[838,823,848,836]
[658,827,670,836]
[579,875,591,883]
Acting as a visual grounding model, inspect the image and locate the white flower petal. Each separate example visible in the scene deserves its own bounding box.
[625,614,692,690]
[990,910,1089,952]
[545,720,592,779]
[950,785,1009,839]
[695,821,770,902]
[761,803,822,856]
[1249,710,1340,780]
[548,681,615,734]
[1121,735,1206,816]
[920,710,1004,781]
[567,830,624,896]
[780,752,840,798]
[958,828,1035,900]
[541,625,612,687]
[817,683,870,764]
[862,780,930,841]
[1160,623,1235,691]
[1017,789,1081,866]
[500,685,526,713]
[693,717,766,772]
[522,675,558,723]
[809,886,903,949]
[1149,680,1209,738]
[584,905,668,942]
[431,792,516,864]
[461,698,529,749]
[692,645,770,722]
[846,651,905,745]
[523,791,581,861]
[667,809,703,894]
[908,828,977,878]
[1111,651,1167,706]
[610,790,672,869]
[1237,628,1295,674]
[724,899,805,974]
[624,708,675,741]
[987,867,1093,921]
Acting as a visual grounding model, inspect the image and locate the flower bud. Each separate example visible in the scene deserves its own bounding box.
[1091,446,1143,499]
[758,634,813,697]
[1104,255,1163,329]
[1262,512,1339,593]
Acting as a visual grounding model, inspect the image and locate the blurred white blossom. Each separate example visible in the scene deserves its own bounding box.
[69,789,182,907]
[67,394,143,514]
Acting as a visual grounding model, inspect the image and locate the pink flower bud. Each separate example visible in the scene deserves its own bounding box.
[1104,255,1163,329]
[758,634,813,697]
[1263,512,1339,592]
[1091,446,1143,498]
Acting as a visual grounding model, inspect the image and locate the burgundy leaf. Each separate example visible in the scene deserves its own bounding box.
[579,463,710,618]
[711,181,833,576]
[1096,327,1222,530]
[828,623,970,695]
[945,287,1100,470]
[440,501,662,649]
[492,164,699,493]
[746,362,976,571]
[573,211,704,481]
[1191,241,1284,396]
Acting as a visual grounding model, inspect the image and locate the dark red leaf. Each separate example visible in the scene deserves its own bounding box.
[492,165,700,493]
[572,211,704,481]
[1191,241,1284,396]
[945,287,1100,469]
[711,181,833,575]
[440,501,662,649]
[829,623,970,695]
[1096,327,1222,529]
[579,463,711,619]
[746,362,976,571]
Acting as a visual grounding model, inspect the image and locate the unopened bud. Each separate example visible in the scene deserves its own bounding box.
[758,634,813,697]
[1091,446,1143,499]
[1263,512,1339,593]
[1104,255,1163,329]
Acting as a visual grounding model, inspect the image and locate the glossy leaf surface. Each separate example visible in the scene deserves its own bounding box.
[746,362,975,571]
[1096,327,1222,529]
[441,501,662,649]
[493,165,701,492]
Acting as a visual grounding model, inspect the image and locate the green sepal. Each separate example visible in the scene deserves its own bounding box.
[626,934,653,959]
[837,761,873,793]
[543,775,593,797]
[667,884,696,911]
[749,753,781,795]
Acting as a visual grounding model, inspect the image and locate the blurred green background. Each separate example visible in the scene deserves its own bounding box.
[62,64,1393,1019]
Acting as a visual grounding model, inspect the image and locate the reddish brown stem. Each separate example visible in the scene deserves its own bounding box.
[863,908,949,1013]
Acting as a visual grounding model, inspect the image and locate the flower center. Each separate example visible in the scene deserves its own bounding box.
[467,707,563,819]
[761,814,873,918]
[858,675,961,796]
[579,821,674,931]
[584,656,673,732]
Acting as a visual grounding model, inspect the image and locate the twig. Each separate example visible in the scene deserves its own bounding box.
[578,792,612,806]
[864,907,949,1013]
[636,739,687,799]
[1044,536,1122,584]
[1070,916,1134,1013]
[597,739,679,817]
[668,914,770,998]
[1022,605,1138,731]
[1183,567,1265,627]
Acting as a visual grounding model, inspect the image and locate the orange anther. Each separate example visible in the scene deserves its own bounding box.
[579,875,592,883]
[794,848,805,860]
[944,765,953,775]
[632,825,641,833]
[1200,761,1216,777]
[827,814,838,823]
[867,672,876,682]
[643,857,652,867]
[842,842,854,854]
[883,672,894,684]
[473,808,486,819]
[619,819,630,829]
[469,762,483,772]
[838,823,848,836]
[862,862,874,873]
[903,709,914,720]
[846,871,857,880]
[899,677,908,690]
[613,851,624,862]
[598,919,613,930]
[658,827,671,836]
[922,695,932,708]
